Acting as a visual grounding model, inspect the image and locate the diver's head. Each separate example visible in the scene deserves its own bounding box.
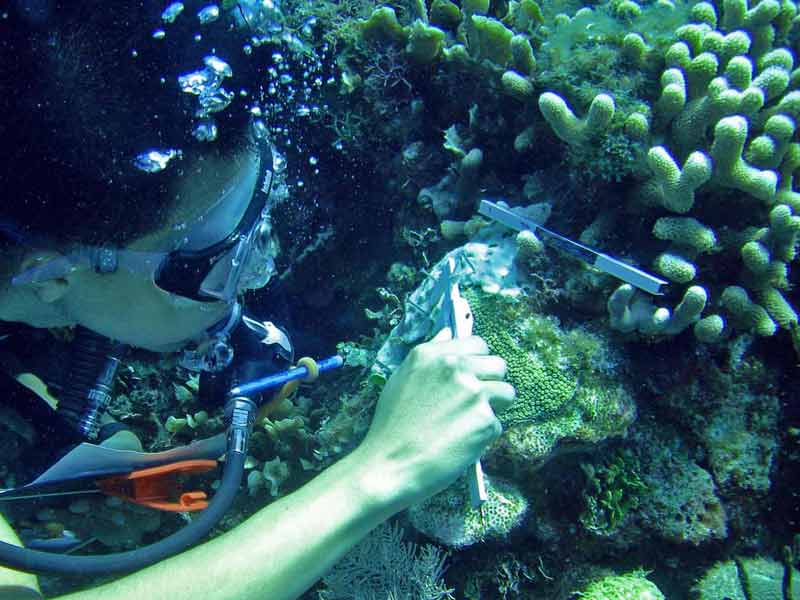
[0,1,284,350]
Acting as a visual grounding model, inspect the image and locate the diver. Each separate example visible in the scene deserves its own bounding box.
[0,2,514,599]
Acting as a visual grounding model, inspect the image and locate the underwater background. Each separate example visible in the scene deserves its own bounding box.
[2,0,800,598]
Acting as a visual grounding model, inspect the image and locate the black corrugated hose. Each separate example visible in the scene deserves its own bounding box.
[0,399,255,575]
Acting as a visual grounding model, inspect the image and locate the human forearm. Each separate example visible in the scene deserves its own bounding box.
[54,332,513,600]
[57,448,403,600]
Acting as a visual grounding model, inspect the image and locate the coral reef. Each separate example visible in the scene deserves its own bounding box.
[577,571,665,600]
[319,520,453,600]
[353,0,800,347]
[580,449,649,536]
[407,475,528,548]
[2,0,798,596]
[693,556,800,600]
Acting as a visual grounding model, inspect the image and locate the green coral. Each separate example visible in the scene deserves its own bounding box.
[407,475,528,548]
[652,217,717,253]
[644,146,712,213]
[360,7,409,43]
[654,252,697,283]
[464,288,577,426]
[538,92,616,146]
[468,15,514,65]
[464,287,635,468]
[406,20,446,64]
[578,571,665,600]
[694,314,726,343]
[580,449,649,535]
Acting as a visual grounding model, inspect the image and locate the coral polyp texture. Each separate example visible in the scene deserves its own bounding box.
[577,571,665,600]
[464,286,636,473]
[407,475,528,548]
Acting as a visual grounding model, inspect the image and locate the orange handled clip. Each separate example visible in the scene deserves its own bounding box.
[96,459,218,512]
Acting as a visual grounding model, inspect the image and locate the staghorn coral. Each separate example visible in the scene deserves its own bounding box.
[354,0,800,348]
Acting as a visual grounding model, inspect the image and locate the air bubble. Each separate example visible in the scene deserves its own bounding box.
[193,120,218,142]
[204,56,232,77]
[134,149,182,173]
[198,5,220,24]
[252,119,269,139]
[162,2,184,23]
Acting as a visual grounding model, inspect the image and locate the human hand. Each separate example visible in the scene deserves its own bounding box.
[355,329,515,510]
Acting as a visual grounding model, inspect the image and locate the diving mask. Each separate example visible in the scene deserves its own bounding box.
[12,141,280,305]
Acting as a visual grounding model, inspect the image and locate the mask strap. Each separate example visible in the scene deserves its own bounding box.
[11,246,167,286]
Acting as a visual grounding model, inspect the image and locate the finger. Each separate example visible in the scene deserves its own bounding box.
[435,335,489,356]
[463,355,507,380]
[431,327,452,343]
[481,381,516,414]
[472,401,503,443]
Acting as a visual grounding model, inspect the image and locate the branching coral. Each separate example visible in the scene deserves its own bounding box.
[320,521,454,600]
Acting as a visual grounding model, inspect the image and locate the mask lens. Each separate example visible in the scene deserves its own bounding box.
[198,243,245,301]
[197,215,275,301]
[238,217,276,292]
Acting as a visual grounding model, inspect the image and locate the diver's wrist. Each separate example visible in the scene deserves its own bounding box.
[344,444,423,517]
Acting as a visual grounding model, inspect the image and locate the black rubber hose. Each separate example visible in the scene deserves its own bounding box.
[0,443,246,575]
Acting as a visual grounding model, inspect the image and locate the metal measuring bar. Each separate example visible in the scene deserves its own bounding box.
[478,200,668,295]
[438,256,488,508]
[229,355,344,398]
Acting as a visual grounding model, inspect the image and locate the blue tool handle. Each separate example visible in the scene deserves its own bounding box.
[229,355,344,398]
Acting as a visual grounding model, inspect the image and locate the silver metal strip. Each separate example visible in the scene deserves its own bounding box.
[478,200,668,295]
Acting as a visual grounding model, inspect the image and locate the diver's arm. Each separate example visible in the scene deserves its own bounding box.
[56,332,514,600]
[58,448,403,600]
